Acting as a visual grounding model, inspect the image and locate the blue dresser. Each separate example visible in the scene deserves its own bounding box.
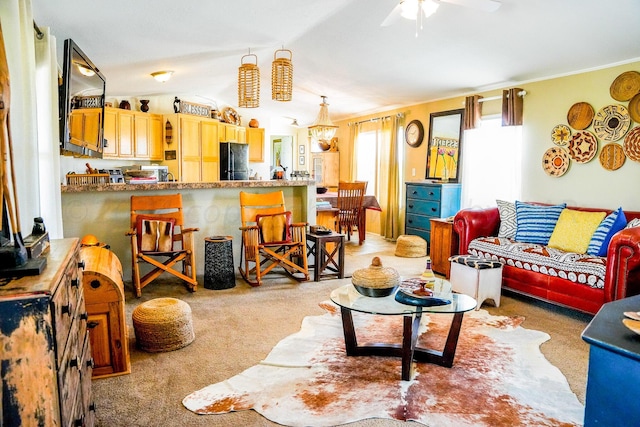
[581,294,640,426]
[405,181,461,249]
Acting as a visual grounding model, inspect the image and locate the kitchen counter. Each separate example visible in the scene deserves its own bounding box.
[61,180,317,284]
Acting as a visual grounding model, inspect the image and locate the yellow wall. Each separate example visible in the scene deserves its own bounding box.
[335,60,640,213]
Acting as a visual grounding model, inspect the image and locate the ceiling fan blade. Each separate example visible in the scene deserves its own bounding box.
[381,3,403,27]
[438,0,501,12]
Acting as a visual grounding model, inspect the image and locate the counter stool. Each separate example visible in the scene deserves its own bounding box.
[395,234,427,258]
[132,298,195,352]
[449,255,503,310]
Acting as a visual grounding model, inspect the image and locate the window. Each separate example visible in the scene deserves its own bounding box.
[354,130,378,196]
[460,116,522,208]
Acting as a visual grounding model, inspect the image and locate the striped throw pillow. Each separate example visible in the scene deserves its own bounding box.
[514,201,566,245]
[587,207,627,257]
[497,200,516,238]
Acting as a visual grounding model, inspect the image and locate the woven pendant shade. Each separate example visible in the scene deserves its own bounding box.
[238,53,260,108]
[272,49,293,102]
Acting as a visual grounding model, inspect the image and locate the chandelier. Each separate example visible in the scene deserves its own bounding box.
[272,48,293,102]
[238,51,260,108]
[309,96,338,145]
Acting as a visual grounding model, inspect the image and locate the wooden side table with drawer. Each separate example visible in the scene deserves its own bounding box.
[429,218,459,278]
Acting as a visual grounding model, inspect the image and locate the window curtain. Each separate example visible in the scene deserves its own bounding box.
[463,95,483,130]
[348,121,361,181]
[502,88,523,126]
[379,114,403,240]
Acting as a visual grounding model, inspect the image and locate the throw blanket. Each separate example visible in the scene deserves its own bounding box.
[469,236,606,288]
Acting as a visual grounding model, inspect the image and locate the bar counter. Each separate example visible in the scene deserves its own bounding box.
[61,179,316,285]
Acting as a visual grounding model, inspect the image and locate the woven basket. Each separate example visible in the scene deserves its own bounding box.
[395,235,427,258]
[132,298,195,353]
[272,49,293,102]
[352,257,400,297]
[238,53,260,108]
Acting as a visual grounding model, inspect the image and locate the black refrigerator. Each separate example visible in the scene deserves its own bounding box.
[220,142,249,180]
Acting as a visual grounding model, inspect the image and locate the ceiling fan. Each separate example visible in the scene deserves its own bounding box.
[381,0,501,27]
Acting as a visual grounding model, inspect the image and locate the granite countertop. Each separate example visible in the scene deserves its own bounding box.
[61,179,316,193]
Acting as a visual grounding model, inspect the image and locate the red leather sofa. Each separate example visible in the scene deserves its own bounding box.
[453,205,640,315]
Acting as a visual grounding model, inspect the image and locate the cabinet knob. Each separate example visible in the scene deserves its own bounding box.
[431,208,437,212]
[74,415,84,427]
[87,358,95,369]
[71,278,80,288]
[412,190,417,195]
[78,260,85,270]
[80,312,89,321]
[62,303,73,315]
[70,356,80,369]
[429,192,435,196]
[89,402,97,412]
[408,204,414,209]
[407,219,413,224]
[87,320,99,329]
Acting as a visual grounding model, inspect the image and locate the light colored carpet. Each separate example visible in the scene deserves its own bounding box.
[183,305,583,426]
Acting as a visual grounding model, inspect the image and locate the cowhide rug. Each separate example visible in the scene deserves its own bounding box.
[183,302,584,426]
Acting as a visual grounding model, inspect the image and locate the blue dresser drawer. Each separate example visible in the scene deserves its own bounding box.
[406,213,433,231]
[406,199,440,217]
[406,184,441,201]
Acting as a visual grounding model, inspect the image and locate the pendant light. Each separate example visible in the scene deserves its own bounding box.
[272,48,293,102]
[238,50,260,108]
[309,96,338,147]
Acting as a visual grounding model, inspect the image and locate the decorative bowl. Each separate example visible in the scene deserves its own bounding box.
[352,256,400,298]
[316,187,328,194]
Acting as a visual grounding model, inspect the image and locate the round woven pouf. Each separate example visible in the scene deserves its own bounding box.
[395,235,427,258]
[132,298,195,353]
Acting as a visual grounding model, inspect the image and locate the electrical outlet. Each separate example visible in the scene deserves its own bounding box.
[412,168,416,177]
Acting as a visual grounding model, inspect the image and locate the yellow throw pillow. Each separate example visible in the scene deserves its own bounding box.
[547,209,606,254]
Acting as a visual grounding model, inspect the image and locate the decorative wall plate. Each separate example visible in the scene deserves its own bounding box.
[623,126,640,162]
[568,130,598,163]
[551,124,571,146]
[599,143,626,171]
[542,146,570,177]
[223,107,240,125]
[593,104,631,142]
[610,71,640,102]
[567,102,594,130]
[629,93,640,123]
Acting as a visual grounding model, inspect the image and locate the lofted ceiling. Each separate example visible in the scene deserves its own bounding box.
[31,0,640,127]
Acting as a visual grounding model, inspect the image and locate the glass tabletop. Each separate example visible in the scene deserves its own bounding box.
[330,279,477,315]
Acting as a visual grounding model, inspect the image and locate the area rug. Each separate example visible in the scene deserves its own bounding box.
[183,302,584,426]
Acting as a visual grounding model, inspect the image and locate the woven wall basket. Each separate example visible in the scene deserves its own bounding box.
[238,53,260,108]
[272,49,293,102]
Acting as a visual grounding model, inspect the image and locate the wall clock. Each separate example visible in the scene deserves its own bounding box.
[405,119,424,147]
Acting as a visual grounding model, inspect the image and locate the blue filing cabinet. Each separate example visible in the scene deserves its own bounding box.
[405,181,461,249]
[581,294,640,426]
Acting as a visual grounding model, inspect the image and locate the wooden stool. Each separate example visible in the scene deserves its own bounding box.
[306,231,345,281]
[395,235,427,257]
[132,298,195,352]
[449,255,503,310]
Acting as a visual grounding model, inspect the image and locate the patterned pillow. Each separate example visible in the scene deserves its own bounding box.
[496,200,516,238]
[256,211,292,244]
[587,207,627,257]
[626,218,640,229]
[136,215,175,253]
[548,209,606,254]
[514,201,566,245]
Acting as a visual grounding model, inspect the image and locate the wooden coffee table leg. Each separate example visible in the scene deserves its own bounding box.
[340,307,358,355]
[402,309,423,381]
[441,312,464,368]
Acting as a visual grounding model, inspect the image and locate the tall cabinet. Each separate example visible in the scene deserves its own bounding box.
[0,239,95,426]
[405,181,461,251]
[311,151,340,189]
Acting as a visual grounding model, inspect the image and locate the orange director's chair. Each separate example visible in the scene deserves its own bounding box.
[128,194,198,297]
[239,191,309,286]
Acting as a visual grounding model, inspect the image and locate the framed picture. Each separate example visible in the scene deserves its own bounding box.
[299,155,305,165]
[298,145,305,154]
[426,108,465,182]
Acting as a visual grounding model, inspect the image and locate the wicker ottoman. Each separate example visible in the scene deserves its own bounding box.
[395,235,427,257]
[132,298,195,353]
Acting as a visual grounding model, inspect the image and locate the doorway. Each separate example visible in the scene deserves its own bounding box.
[271,135,294,178]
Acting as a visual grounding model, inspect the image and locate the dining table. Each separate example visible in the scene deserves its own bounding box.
[316,192,381,243]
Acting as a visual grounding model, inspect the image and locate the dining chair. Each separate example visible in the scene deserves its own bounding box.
[336,181,367,245]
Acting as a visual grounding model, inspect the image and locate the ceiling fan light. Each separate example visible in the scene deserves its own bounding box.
[400,0,420,20]
[151,71,173,83]
[421,0,439,18]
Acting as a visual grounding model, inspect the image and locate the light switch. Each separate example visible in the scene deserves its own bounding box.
[412,168,416,177]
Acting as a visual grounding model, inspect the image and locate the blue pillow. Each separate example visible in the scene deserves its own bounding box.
[587,207,627,257]
[514,201,566,245]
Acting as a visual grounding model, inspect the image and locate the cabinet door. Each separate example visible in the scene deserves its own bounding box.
[323,152,340,188]
[180,116,201,182]
[82,109,103,152]
[134,114,150,158]
[247,128,264,162]
[149,115,163,161]
[201,120,219,182]
[237,127,246,143]
[222,124,238,142]
[68,110,84,146]
[102,108,118,157]
[118,111,135,158]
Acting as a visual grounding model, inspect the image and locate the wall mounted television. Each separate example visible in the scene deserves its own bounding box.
[59,38,106,158]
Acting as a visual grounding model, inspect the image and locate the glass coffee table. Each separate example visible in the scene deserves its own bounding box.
[330,279,477,381]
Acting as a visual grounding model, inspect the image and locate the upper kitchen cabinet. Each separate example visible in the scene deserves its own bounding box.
[247,128,265,162]
[102,107,162,160]
[68,108,102,153]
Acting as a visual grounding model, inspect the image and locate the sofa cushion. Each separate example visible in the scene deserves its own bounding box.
[497,200,517,238]
[626,218,640,229]
[548,209,606,254]
[514,202,566,245]
[587,207,627,256]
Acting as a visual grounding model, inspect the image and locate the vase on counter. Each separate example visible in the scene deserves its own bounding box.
[140,100,149,112]
[249,118,259,128]
[119,100,131,110]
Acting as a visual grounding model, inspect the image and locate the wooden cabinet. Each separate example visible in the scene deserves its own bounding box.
[429,218,458,278]
[247,127,265,162]
[102,107,162,160]
[0,239,95,426]
[201,119,220,182]
[405,182,461,251]
[69,108,103,153]
[312,152,340,188]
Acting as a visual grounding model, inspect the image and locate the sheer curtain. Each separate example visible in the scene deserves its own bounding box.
[460,116,522,209]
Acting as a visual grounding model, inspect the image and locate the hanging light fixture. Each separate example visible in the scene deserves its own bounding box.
[309,96,338,149]
[272,48,293,102]
[238,50,260,108]
[401,0,439,20]
[151,70,174,83]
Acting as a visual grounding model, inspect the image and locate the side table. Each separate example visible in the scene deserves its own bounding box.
[429,218,458,278]
[306,231,345,281]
